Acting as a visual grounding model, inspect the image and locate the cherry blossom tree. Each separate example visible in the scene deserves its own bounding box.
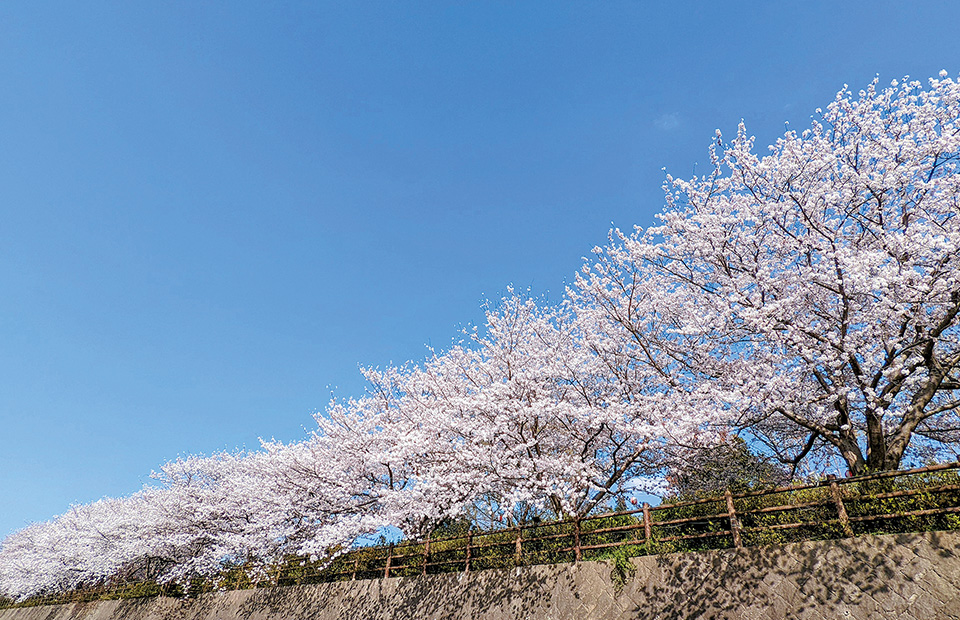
[579,73,960,475]
[308,292,684,535]
[0,292,686,600]
[0,489,185,599]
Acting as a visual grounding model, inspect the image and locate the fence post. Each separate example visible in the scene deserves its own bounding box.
[464,529,473,573]
[514,526,523,566]
[642,502,652,543]
[573,517,582,562]
[725,489,743,548]
[828,476,855,538]
[383,543,394,579]
[422,531,432,577]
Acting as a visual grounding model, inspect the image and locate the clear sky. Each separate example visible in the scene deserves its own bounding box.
[2,1,960,539]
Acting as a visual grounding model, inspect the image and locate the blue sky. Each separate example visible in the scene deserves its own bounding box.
[2,1,960,539]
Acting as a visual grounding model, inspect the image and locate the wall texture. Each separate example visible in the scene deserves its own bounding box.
[2,531,958,620]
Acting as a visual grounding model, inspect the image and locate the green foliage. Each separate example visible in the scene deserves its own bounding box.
[517,520,575,566]
[431,516,473,538]
[843,468,960,535]
[645,497,732,553]
[671,436,791,499]
[465,529,518,572]
[100,581,165,600]
[735,485,845,546]
[597,545,638,594]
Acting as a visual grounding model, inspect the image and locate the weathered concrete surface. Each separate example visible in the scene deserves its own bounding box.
[2,531,958,620]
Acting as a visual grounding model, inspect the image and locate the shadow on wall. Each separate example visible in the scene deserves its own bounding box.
[232,566,574,620]
[2,532,957,620]
[628,531,960,619]
[226,531,960,619]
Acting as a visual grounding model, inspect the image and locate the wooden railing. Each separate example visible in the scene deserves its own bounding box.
[5,461,960,608]
[305,460,960,582]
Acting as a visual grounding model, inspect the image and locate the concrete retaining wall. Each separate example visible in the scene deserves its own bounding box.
[2,531,958,620]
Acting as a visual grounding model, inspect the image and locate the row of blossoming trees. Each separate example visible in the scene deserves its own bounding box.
[3,74,959,601]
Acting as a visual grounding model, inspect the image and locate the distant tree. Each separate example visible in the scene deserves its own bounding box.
[669,435,792,499]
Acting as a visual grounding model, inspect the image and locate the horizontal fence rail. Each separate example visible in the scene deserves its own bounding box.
[5,461,960,609]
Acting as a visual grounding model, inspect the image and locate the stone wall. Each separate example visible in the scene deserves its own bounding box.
[2,531,958,620]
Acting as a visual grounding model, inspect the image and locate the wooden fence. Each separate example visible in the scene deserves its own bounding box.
[5,461,960,607]
[293,460,960,583]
